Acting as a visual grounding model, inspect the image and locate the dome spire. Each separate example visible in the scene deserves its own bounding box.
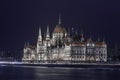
[58,14,61,25]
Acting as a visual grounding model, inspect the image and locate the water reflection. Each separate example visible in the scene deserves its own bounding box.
[0,65,120,80]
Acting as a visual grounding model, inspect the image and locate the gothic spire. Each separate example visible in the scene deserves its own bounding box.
[24,42,26,47]
[27,41,30,46]
[46,25,50,40]
[38,27,42,41]
[97,37,100,42]
[102,38,105,43]
[80,28,83,34]
[80,28,84,42]
[58,14,61,25]
[89,37,92,42]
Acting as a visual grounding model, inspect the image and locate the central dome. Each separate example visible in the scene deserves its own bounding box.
[53,24,66,33]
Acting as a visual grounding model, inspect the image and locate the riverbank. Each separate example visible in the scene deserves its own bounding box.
[0,61,120,68]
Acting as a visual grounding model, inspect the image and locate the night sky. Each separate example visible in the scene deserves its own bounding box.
[0,0,120,51]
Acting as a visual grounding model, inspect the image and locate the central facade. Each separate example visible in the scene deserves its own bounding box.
[22,16,107,63]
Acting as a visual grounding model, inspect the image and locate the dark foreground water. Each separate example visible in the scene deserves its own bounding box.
[0,65,120,80]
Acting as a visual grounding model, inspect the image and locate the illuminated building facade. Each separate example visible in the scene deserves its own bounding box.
[22,16,107,63]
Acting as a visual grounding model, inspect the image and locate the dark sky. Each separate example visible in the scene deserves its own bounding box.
[0,0,120,51]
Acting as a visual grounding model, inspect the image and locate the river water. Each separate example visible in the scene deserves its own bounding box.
[0,65,120,80]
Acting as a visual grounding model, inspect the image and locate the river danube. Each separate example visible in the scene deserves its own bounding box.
[0,65,120,80]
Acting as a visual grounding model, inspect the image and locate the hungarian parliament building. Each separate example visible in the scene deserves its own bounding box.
[22,16,107,63]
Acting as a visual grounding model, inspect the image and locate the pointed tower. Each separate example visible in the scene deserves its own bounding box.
[80,29,84,42]
[97,37,100,42]
[24,42,27,48]
[58,14,61,25]
[46,25,50,40]
[38,27,42,41]
[52,14,67,46]
[102,38,106,46]
[101,38,107,62]
[37,27,43,48]
[23,41,27,59]
[27,41,30,46]
[36,27,44,60]
[102,38,105,43]
[37,27,44,56]
[23,41,30,61]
